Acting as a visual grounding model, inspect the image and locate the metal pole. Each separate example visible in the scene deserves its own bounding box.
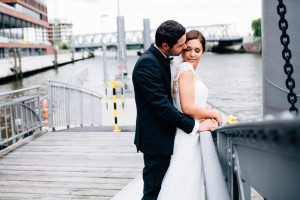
[101,15,108,83]
[117,16,127,83]
[117,0,120,17]
[143,19,151,50]
[103,45,108,82]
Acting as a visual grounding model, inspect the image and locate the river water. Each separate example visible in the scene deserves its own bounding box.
[0,50,262,122]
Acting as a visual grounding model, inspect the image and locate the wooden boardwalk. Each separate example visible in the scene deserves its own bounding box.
[0,131,143,200]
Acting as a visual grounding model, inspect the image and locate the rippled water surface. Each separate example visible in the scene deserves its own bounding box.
[0,51,262,121]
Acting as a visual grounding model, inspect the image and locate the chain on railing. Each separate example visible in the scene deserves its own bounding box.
[277,0,298,115]
[0,86,43,150]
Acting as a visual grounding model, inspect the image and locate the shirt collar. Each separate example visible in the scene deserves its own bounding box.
[154,44,169,59]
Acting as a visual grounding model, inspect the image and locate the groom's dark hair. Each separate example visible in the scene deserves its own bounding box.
[155,20,186,49]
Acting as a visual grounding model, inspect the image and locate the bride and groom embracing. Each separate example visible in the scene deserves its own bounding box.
[115,20,223,200]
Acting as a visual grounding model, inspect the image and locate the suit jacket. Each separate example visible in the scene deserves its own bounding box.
[132,44,195,155]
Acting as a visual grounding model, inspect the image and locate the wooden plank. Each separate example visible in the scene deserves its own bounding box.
[0,165,142,173]
[0,193,111,200]
[0,131,143,199]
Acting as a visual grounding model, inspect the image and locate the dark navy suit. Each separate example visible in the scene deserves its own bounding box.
[132,44,195,200]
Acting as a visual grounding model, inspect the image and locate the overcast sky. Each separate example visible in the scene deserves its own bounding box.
[46,0,261,36]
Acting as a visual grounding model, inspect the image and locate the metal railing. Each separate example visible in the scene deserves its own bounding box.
[200,131,231,200]
[48,80,102,131]
[213,118,300,200]
[0,86,43,150]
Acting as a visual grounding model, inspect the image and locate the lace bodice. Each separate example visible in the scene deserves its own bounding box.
[172,62,208,112]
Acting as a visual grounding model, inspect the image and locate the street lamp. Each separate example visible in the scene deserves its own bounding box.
[101,14,109,83]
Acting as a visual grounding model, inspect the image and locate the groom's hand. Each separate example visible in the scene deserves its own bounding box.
[198,119,218,132]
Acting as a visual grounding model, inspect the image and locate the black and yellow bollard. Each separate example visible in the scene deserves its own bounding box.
[105,80,125,132]
[112,80,121,132]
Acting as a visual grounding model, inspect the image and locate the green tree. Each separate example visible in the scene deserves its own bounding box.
[60,43,68,50]
[252,18,261,37]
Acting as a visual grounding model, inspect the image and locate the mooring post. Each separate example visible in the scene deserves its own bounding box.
[17,49,23,79]
[72,49,74,63]
[53,44,58,69]
[13,49,18,80]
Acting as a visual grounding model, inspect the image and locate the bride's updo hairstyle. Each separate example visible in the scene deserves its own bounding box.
[186,30,206,52]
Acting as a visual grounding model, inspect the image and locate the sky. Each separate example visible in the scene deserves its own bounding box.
[46,0,262,36]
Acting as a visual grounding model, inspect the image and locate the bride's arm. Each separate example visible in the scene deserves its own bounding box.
[178,71,222,125]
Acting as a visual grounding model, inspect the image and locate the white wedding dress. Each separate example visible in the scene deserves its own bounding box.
[112,59,207,200]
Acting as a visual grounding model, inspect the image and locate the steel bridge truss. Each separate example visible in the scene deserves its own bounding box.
[72,24,239,49]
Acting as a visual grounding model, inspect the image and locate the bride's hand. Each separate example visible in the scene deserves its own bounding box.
[212,110,222,126]
[198,119,219,132]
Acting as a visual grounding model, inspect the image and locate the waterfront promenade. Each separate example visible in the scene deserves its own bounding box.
[0,130,143,200]
[0,52,91,81]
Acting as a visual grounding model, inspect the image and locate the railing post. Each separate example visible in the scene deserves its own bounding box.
[37,88,41,126]
[91,94,94,126]
[10,105,16,144]
[80,90,83,127]
[66,88,70,128]
[48,82,53,130]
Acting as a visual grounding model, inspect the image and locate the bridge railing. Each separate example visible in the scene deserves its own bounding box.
[48,80,103,131]
[213,118,300,200]
[0,86,43,150]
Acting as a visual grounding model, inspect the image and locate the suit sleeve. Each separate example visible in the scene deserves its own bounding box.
[133,62,195,134]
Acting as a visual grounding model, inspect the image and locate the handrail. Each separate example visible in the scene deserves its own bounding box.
[0,86,40,97]
[0,86,42,150]
[212,117,300,200]
[48,80,102,98]
[48,80,102,130]
[200,131,231,200]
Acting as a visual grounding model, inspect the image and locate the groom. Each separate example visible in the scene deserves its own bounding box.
[132,20,202,200]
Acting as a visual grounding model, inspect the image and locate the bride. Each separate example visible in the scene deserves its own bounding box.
[112,30,220,200]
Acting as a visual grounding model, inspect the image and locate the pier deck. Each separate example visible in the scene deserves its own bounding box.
[0,131,143,200]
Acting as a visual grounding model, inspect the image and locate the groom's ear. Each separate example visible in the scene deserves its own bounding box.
[161,43,169,50]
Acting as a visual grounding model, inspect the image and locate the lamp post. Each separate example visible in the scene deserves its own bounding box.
[101,14,108,83]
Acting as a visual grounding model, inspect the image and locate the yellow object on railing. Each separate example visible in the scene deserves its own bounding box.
[105,80,125,132]
[226,115,238,124]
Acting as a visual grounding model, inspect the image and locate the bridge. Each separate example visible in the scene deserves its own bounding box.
[72,24,243,50]
[0,81,299,200]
